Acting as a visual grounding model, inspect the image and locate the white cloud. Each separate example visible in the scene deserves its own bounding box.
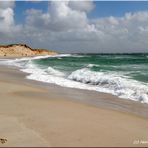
[0,1,15,32]
[25,9,50,29]
[1,1,148,53]
[0,8,14,25]
[0,1,21,34]
[0,1,14,9]
[69,1,94,12]
[25,1,95,32]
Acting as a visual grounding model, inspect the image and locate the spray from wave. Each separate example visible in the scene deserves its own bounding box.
[0,54,148,104]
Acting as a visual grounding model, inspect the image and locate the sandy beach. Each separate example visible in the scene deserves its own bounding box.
[0,65,148,147]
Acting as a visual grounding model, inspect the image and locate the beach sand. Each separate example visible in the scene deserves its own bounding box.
[0,65,148,147]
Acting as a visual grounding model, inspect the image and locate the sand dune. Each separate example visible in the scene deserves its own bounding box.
[0,44,57,57]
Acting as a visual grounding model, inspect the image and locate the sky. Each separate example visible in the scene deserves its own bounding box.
[0,1,148,53]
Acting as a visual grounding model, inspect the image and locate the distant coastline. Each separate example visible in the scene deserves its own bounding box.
[0,44,57,57]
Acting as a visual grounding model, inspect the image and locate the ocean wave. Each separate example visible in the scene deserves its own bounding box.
[68,68,148,103]
[0,55,148,104]
[46,66,65,76]
[20,60,65,77]
[86,64,99,68]
[21,61,46,75]
[21,62,148,103]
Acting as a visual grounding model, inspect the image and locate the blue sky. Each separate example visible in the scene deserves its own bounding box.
[89,1,148,18]
[14,1,48,24]
[14,1,148,24]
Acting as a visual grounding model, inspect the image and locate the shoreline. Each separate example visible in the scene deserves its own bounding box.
[0,64,148,146]
[1,54,147,105]
[2,62,148,118]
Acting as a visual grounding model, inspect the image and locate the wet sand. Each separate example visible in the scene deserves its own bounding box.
[0,65,148,147]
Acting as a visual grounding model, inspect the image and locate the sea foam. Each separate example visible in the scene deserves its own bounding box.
[0,55,148,104]
[22,60,148,103]
[68,68,148,103]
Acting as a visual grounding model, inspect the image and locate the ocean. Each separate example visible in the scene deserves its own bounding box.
[0,53,148,103]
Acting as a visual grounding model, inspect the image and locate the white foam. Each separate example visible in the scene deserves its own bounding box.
[48,54,72,58]
[68,68,148,103]
[46,67,65,76]
[19,59,65,77]
[86,64,99,68]
[0,54,72,63]
[16,54,70,60]
[0,56,148,104]
[22,64,148,103]
[21,61,46,75]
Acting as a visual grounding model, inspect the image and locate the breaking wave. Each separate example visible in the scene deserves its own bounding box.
[0,54,148,104]
[68,68,148,103]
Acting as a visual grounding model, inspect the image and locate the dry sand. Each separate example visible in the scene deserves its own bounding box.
[0,65,148,147]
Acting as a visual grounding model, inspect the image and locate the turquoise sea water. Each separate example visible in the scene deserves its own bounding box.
[0,53,148,103]
[33,54,148,83]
